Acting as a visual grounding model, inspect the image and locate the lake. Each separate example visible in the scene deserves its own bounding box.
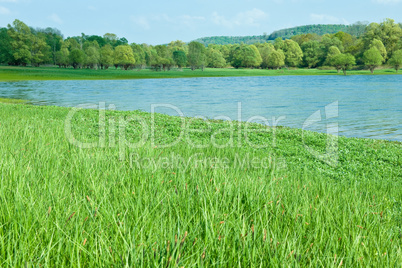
[0,75,401,141]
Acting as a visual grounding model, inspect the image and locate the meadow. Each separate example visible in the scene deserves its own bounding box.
[0,65,400,82]
[0,100,401,266]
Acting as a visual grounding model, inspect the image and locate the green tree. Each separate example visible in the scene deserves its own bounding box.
[332,53,355,75]
[30,35,50,67]
[282,39,303,67]
[301,40,320,68]
[274,37,284,50]
[173,50,187,69]
[154,45,174,71]
[113,45,135,70]
[100,44,114,69]
[130,43,146,69]
[363,19,402,60]
[55,46,69,68]
[325,46,341,67]
[231,44,262,68]
[266,49,285,69]
[206,48,226,68]
[0,28,13,64]
[69,49,85,69]
[85,45,100,69]
[369,39,387,62]
[388,49,402,72]
[363,47,383,73]
[7,19,32,66]
[258,43,275,69]
[188,41,206,71]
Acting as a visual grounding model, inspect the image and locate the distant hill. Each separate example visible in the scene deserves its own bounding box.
[193,23,368,46]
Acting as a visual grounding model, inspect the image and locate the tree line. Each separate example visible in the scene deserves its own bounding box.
[193,23,369,45]
[1,19,402,74]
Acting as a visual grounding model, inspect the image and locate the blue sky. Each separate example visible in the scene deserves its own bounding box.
[0,0,401,44]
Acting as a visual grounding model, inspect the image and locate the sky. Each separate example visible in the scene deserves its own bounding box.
[0,0,402,45]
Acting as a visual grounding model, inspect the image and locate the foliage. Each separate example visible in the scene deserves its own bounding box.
[332,53,356,75]
[99,44,114,69]
[266,49,285,69]
[69,49,85,69]
[173,50,188,69]
[301,40,321,68]
[113,45,136,70]
[388,49,402,72]
[282,40,303,67]
[188,41,207,70]
[363,47,383,73]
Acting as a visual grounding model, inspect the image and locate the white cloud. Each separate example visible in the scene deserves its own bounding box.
[48,13,63,24]
[131,14,206,30]
[372,0,401,3]
[0,6,10,14]
[212,8,268,28]
[131,16,151,30]
[310,13,349,25]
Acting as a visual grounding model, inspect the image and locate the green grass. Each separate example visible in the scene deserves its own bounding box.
[0,97,28,104]
[0,65,400,81]
[0,102,401,266]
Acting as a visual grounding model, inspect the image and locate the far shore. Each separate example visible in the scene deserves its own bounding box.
[0,66,400,82]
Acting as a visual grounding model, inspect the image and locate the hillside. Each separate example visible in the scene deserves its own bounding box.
[193,22,368,45]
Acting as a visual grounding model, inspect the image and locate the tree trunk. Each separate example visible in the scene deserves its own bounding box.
[343,69,347,75]
[370,67,374,74]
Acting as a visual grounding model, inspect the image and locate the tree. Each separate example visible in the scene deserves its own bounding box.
[55,45,69,68]
[363,47,383,73]
[257,43,275,69]
[363,19,402,60]
[0,28,13,64]
[333,31,354,50]
[154,45,174,71]
[173,50,187,69]
[332,53,355,75]
[100,44,114,69]
[69,49,85,69]
[369,39,387,62]
[206,48,226,68]
[130,43,146,69]
[7,19,32,66]
[188,41,206,70]
[266,49,285,69]
[113,45,135,70]
[231,44,262,68]
[325,46,341,68]
[274,37,284,50]
[282,39,303,67]
[388,49,402,72]
[85,45,100,69]
[301,40,320,68]
[30,35,50,67]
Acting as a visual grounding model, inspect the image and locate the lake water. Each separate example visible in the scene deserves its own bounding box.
[0,75,401,141]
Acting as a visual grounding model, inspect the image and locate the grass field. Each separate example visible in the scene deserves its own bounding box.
[0,65,400,81]
[0,101,401,266]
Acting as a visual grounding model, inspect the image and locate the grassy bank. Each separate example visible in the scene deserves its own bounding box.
[0,66,400,81]
[0,102,401,266]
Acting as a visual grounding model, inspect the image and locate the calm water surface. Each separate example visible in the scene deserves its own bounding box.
[0,75,401,141]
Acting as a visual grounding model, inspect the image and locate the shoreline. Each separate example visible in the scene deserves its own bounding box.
[0,66,401,82]
[1,99,400,144]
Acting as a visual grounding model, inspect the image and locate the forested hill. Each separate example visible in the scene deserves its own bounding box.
[193,23,368,45]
